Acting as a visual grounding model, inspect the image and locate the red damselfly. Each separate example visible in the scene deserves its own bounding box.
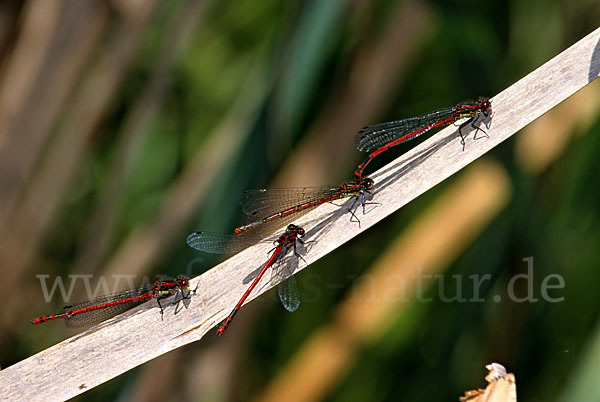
[235,178,375,236]
[186,224,307,335]
[354,97,492,182]
[31,275,191,327]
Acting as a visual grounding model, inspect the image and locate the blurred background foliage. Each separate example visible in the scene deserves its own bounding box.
[1,0,599,401]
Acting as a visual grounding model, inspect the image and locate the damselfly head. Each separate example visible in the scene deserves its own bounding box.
[361,177,374,190]
[176,275,190,288]
[287,224,305,237]
[477,97,492,116]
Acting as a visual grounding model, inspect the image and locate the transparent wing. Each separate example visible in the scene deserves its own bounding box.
[277,277,301,312]
[65,299,146,328]
[236,186,340,237]
[186,231,271,254]
[241,186,339,217]
[63,284,154,328]
[355,108,454,152]
[271,241,303,312]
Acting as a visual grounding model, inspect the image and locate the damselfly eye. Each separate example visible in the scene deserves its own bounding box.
[363,178,374,190]
[480,98,491,110]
